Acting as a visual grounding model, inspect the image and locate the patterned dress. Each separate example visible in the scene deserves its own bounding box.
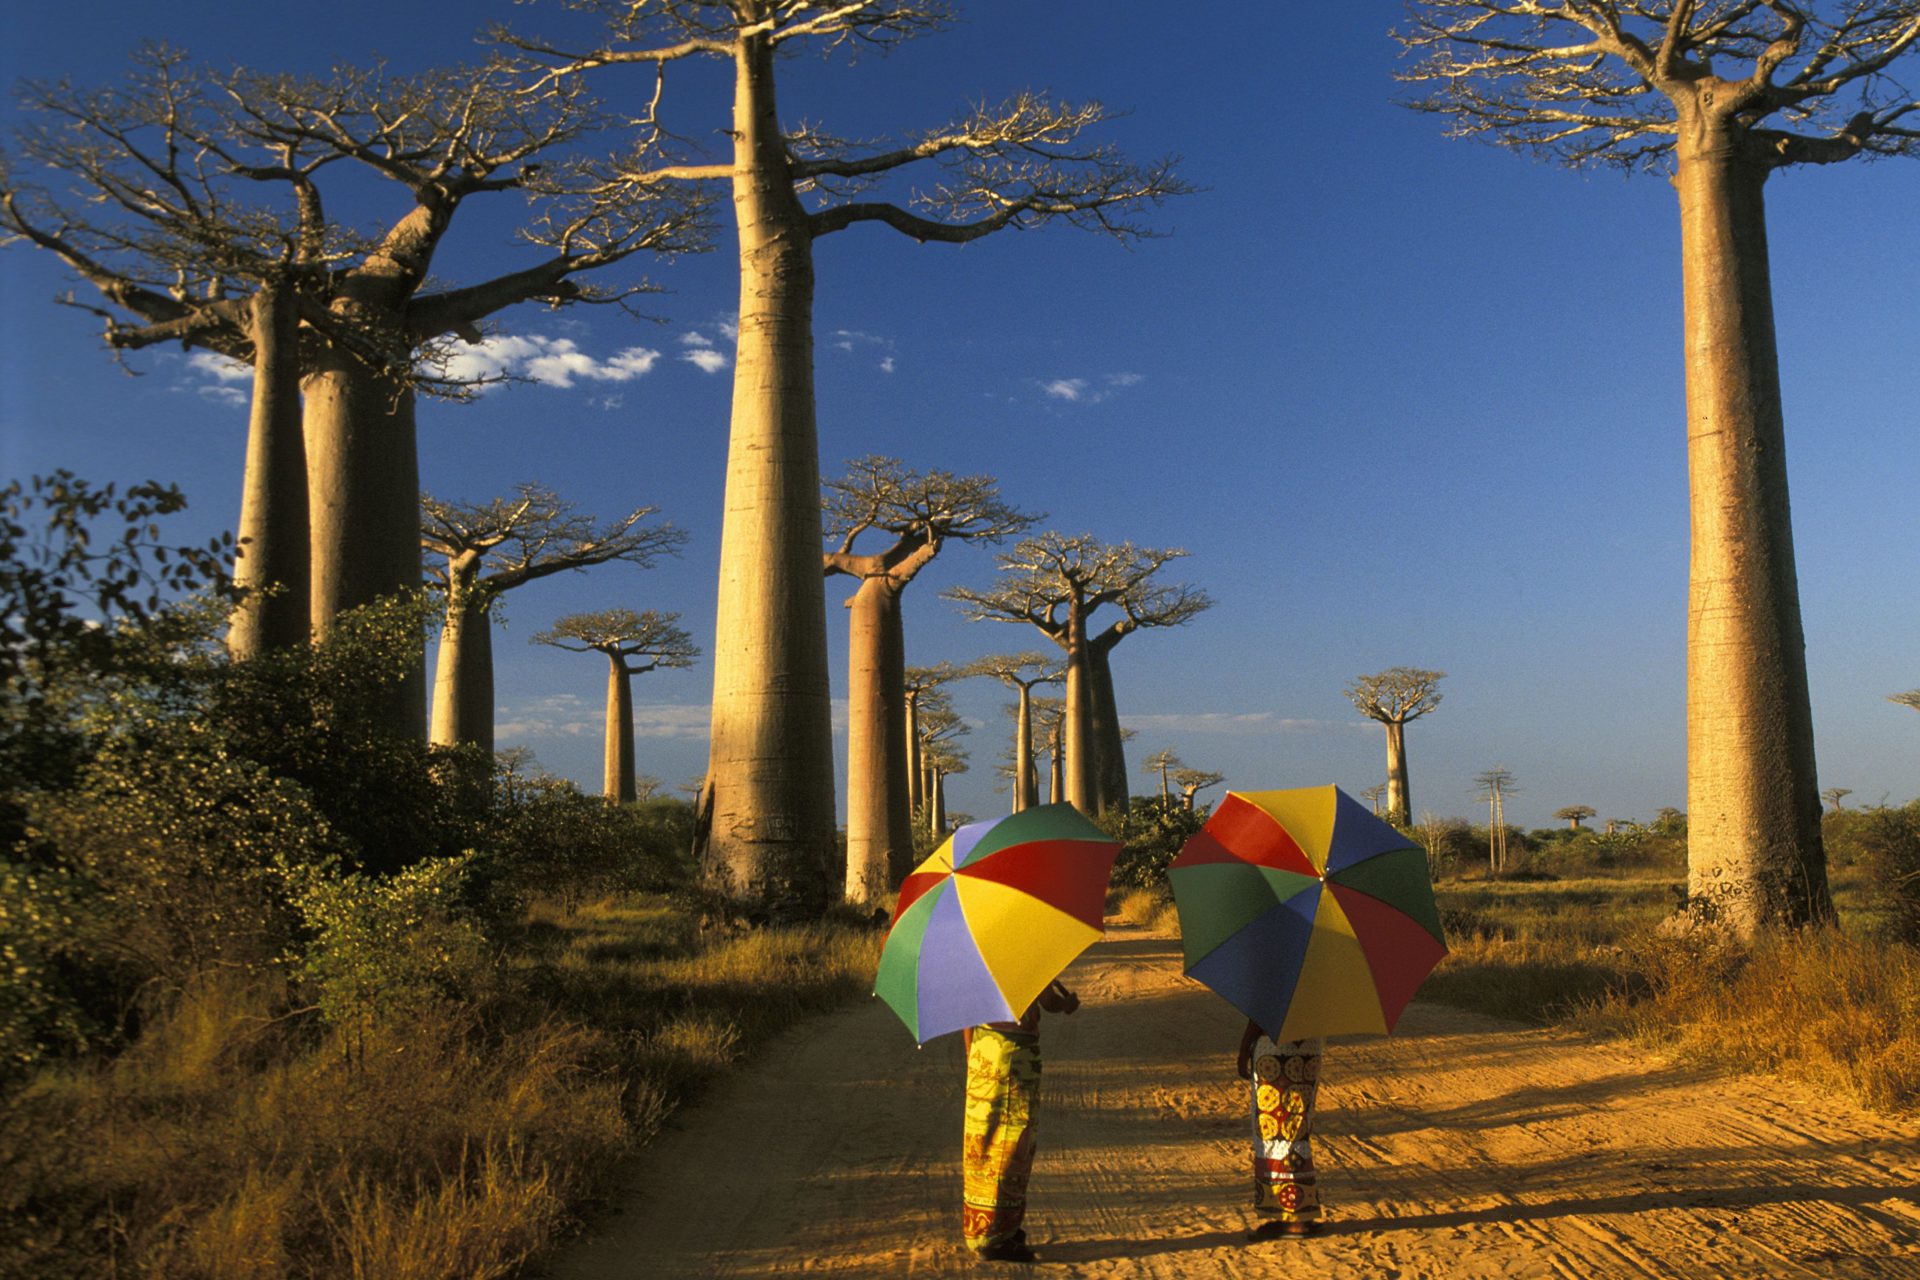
[1249,1035,1324,1224]
[961,1025,1042,1251]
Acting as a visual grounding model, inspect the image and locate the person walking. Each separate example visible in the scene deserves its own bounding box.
[960,979,1080,1261]
[1237,1018,1325,1239]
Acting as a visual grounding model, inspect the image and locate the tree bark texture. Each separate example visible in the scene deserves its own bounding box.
[303,349,426,738]
[429,564,494,753]
[697,35,836,917]
[1048,735,1063,805]
[228,283,311,660]
[905,692,924,821]
[1674,130,1830,933]
[931,770,947,834]
[843,576,912,902]
[1013,685,1036,813]
[1383,720,1409,824]
[1062,605,1097,817]
[605,653,636,804]
[1087,639,1130,813]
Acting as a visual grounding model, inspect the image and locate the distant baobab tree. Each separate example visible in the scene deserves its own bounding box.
[1345,668,1445,824]
[500,4,1188,918]
[1360,782,1388,817]
[1821,788,1852,811]
[948,533,1210,817]
[1476,766,1519,875]
[1397,3,1920,932]
[969,653,1063,820]
[1554,805,1597,832]
[1143,748,1185,806]
[1173,767,1225,813]
[422,485,685,752]
[533,610,698,804]
[823,457,1034,901]
[903,663,963,835]
[917,700,970,837]
[1892,690,1920,713]
[1033,695,1066,805]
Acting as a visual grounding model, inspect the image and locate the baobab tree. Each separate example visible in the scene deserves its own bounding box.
[422,484,685,752]
[1820,788,1852,811]
[1173,767,1225,813]
[1891,690,1920,713]
[969,653,1063,819]
[903,662,963,833]
[1555,804,1598,831]
[916,700,969,837]
[1476,766,1519,876]
[1345,668,1445,824]
[230,57,705,737]
[1398,3,1920,931]
[1143,748,1185,806]
[533,609,698,803]
[823,458,1034,901]
[948,533,1210,817]
[499,4,1187,916]
[923,740,969,836]
[1033,695,1066,805]
[1360,782,1388,817]
[0,47,363,660]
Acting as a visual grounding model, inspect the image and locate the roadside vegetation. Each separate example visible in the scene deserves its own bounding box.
[0,479,880,1279]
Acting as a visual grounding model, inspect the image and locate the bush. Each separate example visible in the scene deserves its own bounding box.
[1848,803,1920,943]
[479,777,696,917]
[1102,796,1207,892]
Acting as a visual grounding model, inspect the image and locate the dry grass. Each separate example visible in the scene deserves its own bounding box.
[1110,887,1180,933]
[0,895,882,1280]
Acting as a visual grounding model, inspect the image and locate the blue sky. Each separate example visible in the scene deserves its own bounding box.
[3,2,1915,830]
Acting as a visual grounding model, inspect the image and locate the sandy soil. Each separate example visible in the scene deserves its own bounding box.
[539,925,1920,1280]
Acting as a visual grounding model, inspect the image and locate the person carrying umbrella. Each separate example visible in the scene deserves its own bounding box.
[871,804,1124,1264]
[961,978,1080,1261]
[1236,1021,1324,1238]
[1169,785,1449,1244]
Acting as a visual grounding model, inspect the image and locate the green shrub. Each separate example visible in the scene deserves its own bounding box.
[1102,797,1207,892]
[1849,803,1920,942]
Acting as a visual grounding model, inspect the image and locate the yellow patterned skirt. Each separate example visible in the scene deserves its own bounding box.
[961,1026,1041,1251]
[1249,1035,1323,1222]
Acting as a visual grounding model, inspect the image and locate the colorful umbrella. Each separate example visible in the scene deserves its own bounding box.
[1169,785,1447,1041]
[874,804,1122,1044]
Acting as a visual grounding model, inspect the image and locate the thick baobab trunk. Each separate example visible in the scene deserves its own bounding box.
[1047,732,1063,804]
[1062,610,1098,817]
[1673,133,1829,933]
[304,349,426,738]
[1383,720,1410,823]
[227,283,309,659]
[1088,640,1130,813]
[698,35,836,917]
[1013,685,1036,813]
[604,653,635,804]
[931,769,947,834]
[429,566,494,752]
[843,576,912,902]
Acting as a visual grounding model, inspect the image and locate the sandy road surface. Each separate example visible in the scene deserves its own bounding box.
[541,926,1920,1280]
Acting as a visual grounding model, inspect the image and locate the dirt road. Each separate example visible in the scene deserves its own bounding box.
[541,925,1920,1279]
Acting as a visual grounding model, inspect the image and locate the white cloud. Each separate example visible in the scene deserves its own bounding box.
[1123,712,1362,736]
[442,334,663,390]
[680,331,714,348]
[1037,371,1145,405]
[187,352,252,383]
[682,347,728,374]
[197,384,248,407]
[592,394,625,412]
[879,356,896,374]
[716,316,739,342]
[495,694,713,742]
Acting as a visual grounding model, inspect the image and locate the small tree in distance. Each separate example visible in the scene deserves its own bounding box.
[969,653,1062,820]
[1891,691,1920,713]
[1346,667,1445,823]
[533,610,698,804]
[1821,788,1853,812]
[1476,766,1519,876]
[1554,804,1597,832]
[422,485,685,753]
[1143,748,1184,806]
[1173,767,1225,813]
